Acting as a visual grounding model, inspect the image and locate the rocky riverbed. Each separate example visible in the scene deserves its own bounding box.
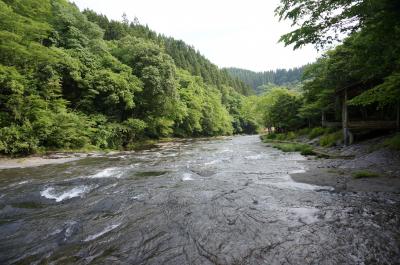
[0,135,399,264]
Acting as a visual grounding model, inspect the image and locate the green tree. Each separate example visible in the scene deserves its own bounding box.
[276,0,400,49]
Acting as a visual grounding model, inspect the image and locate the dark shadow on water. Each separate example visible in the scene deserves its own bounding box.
[133,171,169,178]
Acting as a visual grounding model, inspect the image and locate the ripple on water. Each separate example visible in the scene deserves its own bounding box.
[288,207,320,224]
[204,159,220,166]
[40,185,91,202]
[245,154,263,160]
[219,149,233,153]
[88,167,123,179]
[84,223,121,242]
[182,173,194,181]
[289,169,307,174]
[204,157,230,166]
[131,194,145,200]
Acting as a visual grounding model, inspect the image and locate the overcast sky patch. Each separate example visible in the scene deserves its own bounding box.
[71,0,320,71]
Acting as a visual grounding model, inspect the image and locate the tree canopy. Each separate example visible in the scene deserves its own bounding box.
[276,0,400,49]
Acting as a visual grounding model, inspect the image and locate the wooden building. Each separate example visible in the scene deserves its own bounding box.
[322,84,399,145]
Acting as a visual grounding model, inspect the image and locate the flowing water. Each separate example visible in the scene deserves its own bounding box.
[0,136,399,264]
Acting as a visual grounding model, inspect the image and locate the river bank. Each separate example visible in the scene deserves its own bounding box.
[288,135,400,192]
[0,144,155,170]
[0,136,230,169]
[0,155,82,169]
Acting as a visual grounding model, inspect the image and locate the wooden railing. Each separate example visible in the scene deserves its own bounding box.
[348,121,397,130]
[323,120,397,130]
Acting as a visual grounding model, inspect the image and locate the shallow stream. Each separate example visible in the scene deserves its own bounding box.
[0,136,399,264]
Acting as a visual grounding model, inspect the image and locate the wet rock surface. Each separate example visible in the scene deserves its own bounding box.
[0,136,399,264]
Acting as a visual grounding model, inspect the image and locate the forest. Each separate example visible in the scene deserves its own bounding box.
[0,0,257,155]
[225,66,305,94]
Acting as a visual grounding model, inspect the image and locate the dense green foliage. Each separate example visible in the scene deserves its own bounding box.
[276,0,400,49]
[225,67,305,94]
[0,0,257,155]
[277,0,400,122]
[229,85,307,134]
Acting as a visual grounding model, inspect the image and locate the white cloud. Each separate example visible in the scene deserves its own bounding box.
[71,0,320,71]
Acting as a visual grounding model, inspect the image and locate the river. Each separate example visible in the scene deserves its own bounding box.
[0,135,399,264]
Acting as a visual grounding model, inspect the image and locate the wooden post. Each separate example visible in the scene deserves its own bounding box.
[397,101,400,131]
[322,111,326,127]
[342,88,350,145]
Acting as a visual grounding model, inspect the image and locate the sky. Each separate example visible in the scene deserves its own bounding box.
[71,0,320,72]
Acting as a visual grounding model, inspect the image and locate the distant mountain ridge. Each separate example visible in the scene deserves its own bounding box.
[224,66,306,94]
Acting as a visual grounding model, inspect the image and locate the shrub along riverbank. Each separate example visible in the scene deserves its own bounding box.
[264,127,343,147]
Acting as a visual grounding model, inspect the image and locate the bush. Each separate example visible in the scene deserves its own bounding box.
[146,117,174,138]
[263,132,277,140]
[44,112,91,150]
[273,143,297,152]
[308,127,326,139]
[384,134,400,150]
[120,118,147,147]
[276,133,287,141]
[286,131,297,140]
[297,128,311,136]
[352,170,380,179]
[319,131,343,147]
[271,143,315,155]
[300,146,316,155]
[0,124,39,155]
[262,132,291,141]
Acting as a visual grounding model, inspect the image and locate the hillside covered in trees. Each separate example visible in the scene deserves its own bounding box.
[0,0,257,155]
[225,67,305,94]
[82,11,253,96]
